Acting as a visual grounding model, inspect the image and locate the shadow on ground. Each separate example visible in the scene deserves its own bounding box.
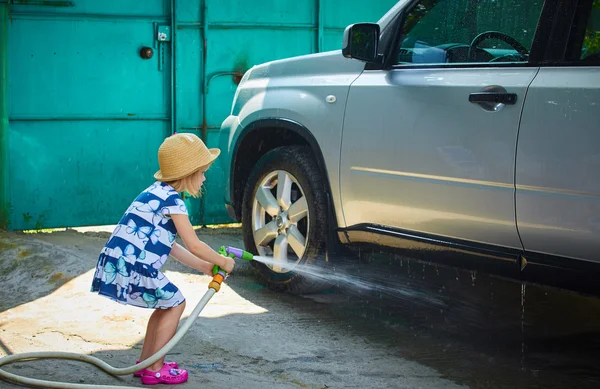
[0,226,244,313]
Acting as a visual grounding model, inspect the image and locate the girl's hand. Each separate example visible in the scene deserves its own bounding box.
[221,255,235,274]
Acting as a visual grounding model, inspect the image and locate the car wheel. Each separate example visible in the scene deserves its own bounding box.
[241,145,328,293]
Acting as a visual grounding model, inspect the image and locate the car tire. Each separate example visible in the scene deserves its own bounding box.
[241,145,328,293]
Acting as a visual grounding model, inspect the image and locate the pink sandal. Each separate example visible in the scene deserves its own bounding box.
[140,364,188,385]
[133,360,179,377]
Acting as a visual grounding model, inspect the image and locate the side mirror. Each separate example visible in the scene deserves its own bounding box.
[342,23,381,63]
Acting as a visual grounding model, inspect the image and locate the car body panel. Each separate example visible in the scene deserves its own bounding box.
[219,50,367,227]
[339,67,538,249]
[516,67,600,262]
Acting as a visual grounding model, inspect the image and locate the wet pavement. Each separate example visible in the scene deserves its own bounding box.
[296,247,600,389]
[0,227,599,388]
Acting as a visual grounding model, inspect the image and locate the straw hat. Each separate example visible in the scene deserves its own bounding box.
[154,133,220,181]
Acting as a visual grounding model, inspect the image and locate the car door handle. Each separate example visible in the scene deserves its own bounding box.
[469,92,517,105]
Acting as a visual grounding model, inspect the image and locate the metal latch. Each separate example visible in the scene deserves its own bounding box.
[157,25,171,42]
[153,25,171,71]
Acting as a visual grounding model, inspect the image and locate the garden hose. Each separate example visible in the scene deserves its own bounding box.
[0,269,228,389]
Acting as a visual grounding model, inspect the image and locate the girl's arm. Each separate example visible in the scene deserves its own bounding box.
[170,242,214,274]
[170,213,235,273]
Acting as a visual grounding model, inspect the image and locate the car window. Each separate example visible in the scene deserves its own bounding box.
[395,0,545,65]
[580,0,600,61]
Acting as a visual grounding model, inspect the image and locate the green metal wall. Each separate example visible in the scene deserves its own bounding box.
[1,0,397,231]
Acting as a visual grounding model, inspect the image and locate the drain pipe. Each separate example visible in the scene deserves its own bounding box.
[170,0,177,135]
[0,3,9,229]
[0,270,229,389]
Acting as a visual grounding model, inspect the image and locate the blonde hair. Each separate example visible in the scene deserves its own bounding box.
[167,164,210,198]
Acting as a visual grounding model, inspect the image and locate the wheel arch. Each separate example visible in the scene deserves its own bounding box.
[229,118,334,224]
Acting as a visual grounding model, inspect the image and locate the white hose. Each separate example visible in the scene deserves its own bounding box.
[0,288,217,389]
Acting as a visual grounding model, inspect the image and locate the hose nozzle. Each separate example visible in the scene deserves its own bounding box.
[221,246,254,261]
[212,246,254,277]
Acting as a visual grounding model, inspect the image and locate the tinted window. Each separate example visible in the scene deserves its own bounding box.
[396,0,544,65]
[581,0,600,61]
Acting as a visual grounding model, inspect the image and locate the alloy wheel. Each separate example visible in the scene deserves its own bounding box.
[251,170,309,273]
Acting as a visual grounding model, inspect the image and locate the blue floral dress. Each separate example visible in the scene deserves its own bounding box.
[91,182,187,309]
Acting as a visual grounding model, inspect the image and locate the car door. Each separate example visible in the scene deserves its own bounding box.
[516,0,600,262]
[339,0,547,250]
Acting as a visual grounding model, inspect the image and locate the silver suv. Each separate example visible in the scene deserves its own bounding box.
[219,0,600,295]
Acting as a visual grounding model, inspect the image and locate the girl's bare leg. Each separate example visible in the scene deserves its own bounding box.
[139,301,187,372]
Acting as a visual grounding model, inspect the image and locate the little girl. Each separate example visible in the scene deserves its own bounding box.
[90,133,235,385]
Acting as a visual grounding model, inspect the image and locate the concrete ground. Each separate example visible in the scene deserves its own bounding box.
[1,227,599,389]
[0,227,466,389]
